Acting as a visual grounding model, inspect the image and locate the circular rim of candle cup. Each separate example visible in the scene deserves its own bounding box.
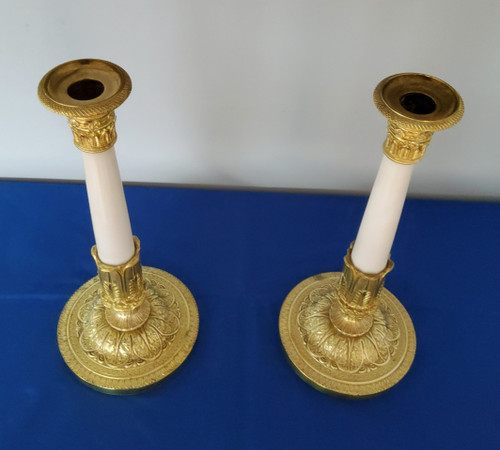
[373,73,464,131]
[38,59,131,118]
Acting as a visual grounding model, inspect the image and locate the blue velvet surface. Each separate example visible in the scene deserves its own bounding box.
[0,180,498,449]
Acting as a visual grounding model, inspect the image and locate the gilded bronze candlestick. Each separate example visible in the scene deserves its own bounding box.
[39,59,199,394]
[279,73,464,397]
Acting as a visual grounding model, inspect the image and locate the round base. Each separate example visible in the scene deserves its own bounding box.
[57,267,199,394]
[279,272,416,398]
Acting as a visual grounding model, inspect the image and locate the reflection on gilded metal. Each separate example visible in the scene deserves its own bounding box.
[279,73,463,397]
[374,73,464,164]
[39,59,199,394]
[38,59,131,153]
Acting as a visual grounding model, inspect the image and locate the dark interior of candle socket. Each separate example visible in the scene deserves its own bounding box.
[399,92,436,115]
[67,79,104,101]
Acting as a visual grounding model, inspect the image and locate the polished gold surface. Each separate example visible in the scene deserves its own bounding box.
[67,112,118,154]
[92,236,145,313]
[40,60,199,393]
[374,73,464,164]
[58,239,199,394]
[279,247,416,398]
[279,73,464,396]
[330,244,394,337]
[38,59,131,152]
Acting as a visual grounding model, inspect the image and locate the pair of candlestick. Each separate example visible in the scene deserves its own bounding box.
[38,59,463,397]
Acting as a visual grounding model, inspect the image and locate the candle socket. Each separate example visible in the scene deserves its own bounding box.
[38,59,131,153]
[39,59,199,394]
[279,73,463,397]
[374,72,464,165]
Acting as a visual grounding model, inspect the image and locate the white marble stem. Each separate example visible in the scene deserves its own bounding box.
[82,147,135,265]
[351,155,414,274]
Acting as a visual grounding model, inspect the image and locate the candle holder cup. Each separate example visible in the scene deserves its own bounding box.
[279,73,463,397]
[39,59,199,394]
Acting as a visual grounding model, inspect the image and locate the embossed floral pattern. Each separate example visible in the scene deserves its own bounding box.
[298,283,400,374]
[77,279,180,369]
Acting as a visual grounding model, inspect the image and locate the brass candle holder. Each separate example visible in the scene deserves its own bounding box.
[279,73,463,397]
[39,59,199,394]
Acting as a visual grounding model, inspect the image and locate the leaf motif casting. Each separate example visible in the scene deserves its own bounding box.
[77,279,181,369]
[298,283,400,374]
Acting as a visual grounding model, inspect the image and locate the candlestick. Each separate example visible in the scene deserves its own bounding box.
[39,59,199,394]
[279,73,463,397]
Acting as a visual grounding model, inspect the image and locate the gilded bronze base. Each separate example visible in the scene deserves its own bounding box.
[279,272,416,398]
[58,266,199,395]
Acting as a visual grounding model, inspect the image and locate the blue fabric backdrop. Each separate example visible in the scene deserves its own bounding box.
[0,181,498,449]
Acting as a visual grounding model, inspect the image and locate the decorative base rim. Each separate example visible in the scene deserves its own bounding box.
[57,266,199,395]
[279,272,416,398]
